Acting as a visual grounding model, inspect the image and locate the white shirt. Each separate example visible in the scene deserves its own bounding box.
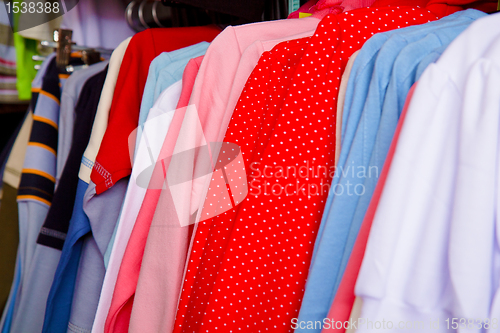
[355,13,500,332]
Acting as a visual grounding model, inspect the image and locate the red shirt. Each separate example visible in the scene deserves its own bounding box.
[371,0,497,14]
[90,26,221,195]
[174,7,438,333]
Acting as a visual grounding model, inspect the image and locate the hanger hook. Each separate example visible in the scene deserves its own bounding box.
[152,0,165,27]
[138,0,150,29]
[126,0,136,29]
[126,0,141,32]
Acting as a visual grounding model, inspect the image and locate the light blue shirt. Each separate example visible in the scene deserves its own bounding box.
[415,44,448,79]
[296,10,485,332]
[334,9,486,298]
[134,42,209,158]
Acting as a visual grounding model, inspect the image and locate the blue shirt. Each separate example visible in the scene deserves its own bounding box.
[415,44,448,79]
[296,10,485,332]
[134,42,209,157]
[42,179,89,333]
[333,9,486,298]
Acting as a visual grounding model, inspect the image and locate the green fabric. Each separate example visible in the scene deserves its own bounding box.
[13,7,41,101]
[0,184,19,313]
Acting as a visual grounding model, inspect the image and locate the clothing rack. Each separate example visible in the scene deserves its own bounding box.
[40,41,113,56]
[34,29,113,71]
[125,0,291,32]
[5,2,500,333]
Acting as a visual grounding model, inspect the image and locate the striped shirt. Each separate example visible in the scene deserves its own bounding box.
[17,58,70,249]
[17,59,63,206]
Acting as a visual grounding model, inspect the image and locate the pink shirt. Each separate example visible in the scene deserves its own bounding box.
[127,56,203,333]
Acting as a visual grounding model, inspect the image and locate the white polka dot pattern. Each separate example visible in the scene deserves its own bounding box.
[174,6,439,333]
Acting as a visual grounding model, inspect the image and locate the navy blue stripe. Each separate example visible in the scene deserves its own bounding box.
[18,173,55,203]
[29,121,58,153]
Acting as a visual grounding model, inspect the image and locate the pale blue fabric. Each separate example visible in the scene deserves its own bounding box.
[297,10,485,332]
[138,41,209,127]
[415,44,448,79]
[134,42,209,157]
[333,9,486,297]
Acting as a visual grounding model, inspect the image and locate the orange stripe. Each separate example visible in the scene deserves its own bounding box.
[39,90,60,105]
[22,168,56,183]
[17,195,51,206]
[28,142,56,156]
[59,73,70,79]
[33,115,58,130]
[31,87,41,93]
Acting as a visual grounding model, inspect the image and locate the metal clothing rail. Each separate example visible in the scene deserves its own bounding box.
[34,29,112,70]
[40,40,113,55]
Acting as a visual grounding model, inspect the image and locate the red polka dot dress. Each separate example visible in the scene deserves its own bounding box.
[174,7,439,333]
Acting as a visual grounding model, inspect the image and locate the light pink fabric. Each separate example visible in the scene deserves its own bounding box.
[288,0,377,18]
[127,56,203,333]
[126,17,320,333]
